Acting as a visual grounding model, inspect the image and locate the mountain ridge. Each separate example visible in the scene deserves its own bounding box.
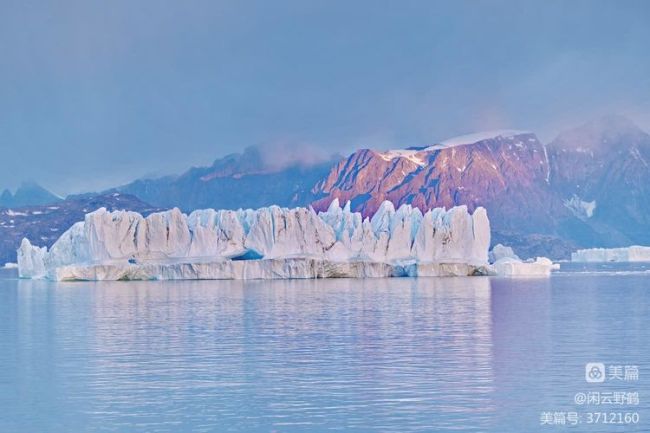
[2,115,648,261]
[115,146,342,211]
[0,181,62,208]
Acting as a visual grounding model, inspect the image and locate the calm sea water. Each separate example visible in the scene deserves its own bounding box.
[0,268,648,432]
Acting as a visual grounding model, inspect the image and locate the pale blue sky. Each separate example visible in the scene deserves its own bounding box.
[1,0,649,194]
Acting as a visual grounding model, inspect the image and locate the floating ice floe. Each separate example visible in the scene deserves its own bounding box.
[18,200,492,281]
[492,257,558,277]
[488,243,558,277]
[571,246,650,263]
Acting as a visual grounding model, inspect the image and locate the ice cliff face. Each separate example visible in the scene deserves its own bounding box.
[17,200,490,280]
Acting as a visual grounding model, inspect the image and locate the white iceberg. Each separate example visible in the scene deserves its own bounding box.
[492,257,557,277]
[488,243,520,263]
[16,239,48,278]
[488,243,558,277]
[17,200,491,281]
[571,246,650,262]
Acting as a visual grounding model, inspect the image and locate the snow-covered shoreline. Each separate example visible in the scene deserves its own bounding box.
[18,200,493,281]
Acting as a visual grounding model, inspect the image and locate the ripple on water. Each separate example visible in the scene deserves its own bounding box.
[0,274,648,432]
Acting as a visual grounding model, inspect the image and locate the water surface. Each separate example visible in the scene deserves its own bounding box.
[0,270,648,432]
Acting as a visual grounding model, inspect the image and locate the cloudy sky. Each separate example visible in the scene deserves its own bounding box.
[1,0,649,194]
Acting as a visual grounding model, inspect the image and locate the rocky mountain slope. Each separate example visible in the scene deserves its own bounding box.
[310,131,577,257]
[547,115,650,249]
[309,118,650,259]
[116,146,341,211]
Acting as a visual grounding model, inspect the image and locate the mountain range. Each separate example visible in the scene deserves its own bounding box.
[0,182,62,208]
[2,114,649,262]
[547,115,650,249]
[115,146,341,211]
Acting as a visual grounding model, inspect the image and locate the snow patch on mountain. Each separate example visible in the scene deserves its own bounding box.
[542,144,550,183]
[378,149,427,166]
[563,195,596,219]
[4,210,28,217]
[427,130,532,149]
[375,130,535,166]
[630,147,649,167]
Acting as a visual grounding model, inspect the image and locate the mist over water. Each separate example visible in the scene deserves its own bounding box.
[0,273,648,432]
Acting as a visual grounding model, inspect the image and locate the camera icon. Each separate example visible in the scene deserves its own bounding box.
[585,362,605,383]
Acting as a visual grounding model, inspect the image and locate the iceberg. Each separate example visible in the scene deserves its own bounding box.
[488,243,519,263]
[488,243,558,277]
[492,257,557,277]
[571,246,650,262]
[17,200,491,281]
[17,239,48,278]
